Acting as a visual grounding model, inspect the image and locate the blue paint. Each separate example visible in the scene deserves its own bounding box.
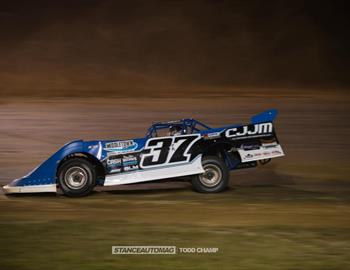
[251,109,278,124]
[10,140,84,187]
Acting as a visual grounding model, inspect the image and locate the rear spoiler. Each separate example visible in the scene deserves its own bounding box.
[251,109,278,124]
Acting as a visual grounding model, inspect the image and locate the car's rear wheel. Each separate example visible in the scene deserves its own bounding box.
[191,156,229,193]
[58,158,96,197]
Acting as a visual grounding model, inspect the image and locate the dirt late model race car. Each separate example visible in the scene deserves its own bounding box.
[3,109,284,197]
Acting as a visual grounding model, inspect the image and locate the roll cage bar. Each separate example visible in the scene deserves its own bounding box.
[145,118,211,138]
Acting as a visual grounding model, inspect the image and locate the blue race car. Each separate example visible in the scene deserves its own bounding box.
[3,109,284,197]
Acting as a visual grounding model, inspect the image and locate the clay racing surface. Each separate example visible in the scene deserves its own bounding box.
[0,89,349,186]
[1,90,350,270]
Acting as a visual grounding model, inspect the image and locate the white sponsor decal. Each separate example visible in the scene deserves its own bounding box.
[123,155,137,162]
[104,140,138,152]
[261,141,278,148]
[203,132,221,139]
[225,123,273,138]
[107,158,122,165]
[110,168,122,173]
[124,165,139,171]
[238,144,284,162]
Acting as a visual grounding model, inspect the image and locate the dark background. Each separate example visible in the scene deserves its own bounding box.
[0,0,349,97]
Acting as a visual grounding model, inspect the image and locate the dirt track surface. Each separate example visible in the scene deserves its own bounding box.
[1,90,350,270]
[0,90,349,188]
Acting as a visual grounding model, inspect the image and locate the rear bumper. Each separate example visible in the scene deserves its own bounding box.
[2,184,57,194]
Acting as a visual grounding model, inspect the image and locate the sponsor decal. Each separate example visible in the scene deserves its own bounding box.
[122,155,138,168]
[106,154,140,174]
[242,144,260,150]
[124,165,139,171]
[271,150,282,155]
[225,123,273,139]
[261,141,278,148]
[109,167,122,173]
[106,156,123,173]
[203,132,221,140]
[104,140,138,153]
[244,153,254,159]
[238,144,284,162]
[107,157,122,165]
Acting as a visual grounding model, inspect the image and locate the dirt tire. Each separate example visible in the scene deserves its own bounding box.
[58,158,96,197]
[191,156,229,193]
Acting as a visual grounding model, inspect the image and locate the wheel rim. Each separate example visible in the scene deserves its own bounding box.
[64,166,88,189]
[199,164,222,187]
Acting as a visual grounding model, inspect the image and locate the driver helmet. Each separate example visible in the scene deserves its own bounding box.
[169,125,183,136]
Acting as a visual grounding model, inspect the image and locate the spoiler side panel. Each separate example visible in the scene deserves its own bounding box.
[251,109,278,124]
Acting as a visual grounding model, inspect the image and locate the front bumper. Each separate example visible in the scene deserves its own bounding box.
[2,184,57,194]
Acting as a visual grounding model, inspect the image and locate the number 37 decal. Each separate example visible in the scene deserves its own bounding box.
[140,134,201,168]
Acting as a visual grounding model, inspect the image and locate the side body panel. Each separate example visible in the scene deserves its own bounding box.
[101,134,204,186]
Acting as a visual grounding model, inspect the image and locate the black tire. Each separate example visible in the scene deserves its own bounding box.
[191,156,229,193]
[58,158,96,197]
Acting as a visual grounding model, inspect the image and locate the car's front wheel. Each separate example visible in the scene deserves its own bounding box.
[58,158,96,197]
[191,156,229,193]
